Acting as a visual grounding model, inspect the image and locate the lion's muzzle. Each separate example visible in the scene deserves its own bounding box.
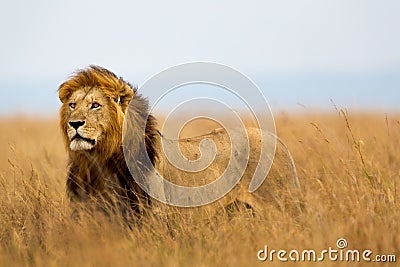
[68,120,97,151]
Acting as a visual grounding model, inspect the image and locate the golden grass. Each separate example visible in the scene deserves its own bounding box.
[0,112,399,266]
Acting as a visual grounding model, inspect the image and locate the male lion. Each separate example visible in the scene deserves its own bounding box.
[59,66,300,221]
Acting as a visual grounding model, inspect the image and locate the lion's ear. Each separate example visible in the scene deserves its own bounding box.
[118,86,135,113]
[58,84,73,103]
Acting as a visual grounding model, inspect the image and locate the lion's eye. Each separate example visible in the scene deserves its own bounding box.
[69,103,76,109]
[91,102,101,109]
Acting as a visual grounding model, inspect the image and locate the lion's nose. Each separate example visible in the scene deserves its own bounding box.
[69,121,85,130]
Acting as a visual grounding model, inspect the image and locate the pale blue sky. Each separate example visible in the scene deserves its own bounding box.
[0,0,399,115]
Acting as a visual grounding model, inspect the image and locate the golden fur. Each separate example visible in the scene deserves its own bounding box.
[159,127,300,217]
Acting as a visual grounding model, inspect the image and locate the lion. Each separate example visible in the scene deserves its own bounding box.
[59,65,300,222]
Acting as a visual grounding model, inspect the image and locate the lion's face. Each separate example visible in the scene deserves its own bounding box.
[64,88,112,151]
[59,66,135,159]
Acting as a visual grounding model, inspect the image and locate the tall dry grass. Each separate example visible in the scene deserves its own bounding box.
[0,112,399,266]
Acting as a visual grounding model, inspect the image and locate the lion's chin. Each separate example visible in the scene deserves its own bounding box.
[70,139,96,151]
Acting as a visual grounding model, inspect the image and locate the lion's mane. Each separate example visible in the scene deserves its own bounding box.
[58,66,158,218]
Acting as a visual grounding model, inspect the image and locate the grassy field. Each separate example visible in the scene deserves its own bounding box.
[0,111,399,266]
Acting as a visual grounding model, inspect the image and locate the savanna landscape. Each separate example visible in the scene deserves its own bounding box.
[0,111,399,266]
